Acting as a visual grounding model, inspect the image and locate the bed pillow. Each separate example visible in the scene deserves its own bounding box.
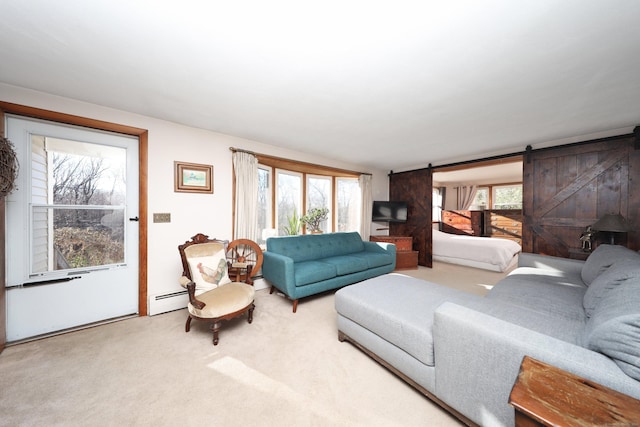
[581,244,640,286]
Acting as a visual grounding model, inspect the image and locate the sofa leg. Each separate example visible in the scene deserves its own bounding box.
[292,299,298,313]
[269,286,275,295]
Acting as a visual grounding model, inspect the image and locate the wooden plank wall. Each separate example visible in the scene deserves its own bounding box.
[388,168,433,267]
[523,133,640,258]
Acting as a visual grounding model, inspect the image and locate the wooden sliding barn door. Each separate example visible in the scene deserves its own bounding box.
[389,168,433,267]
[523,133,640,257]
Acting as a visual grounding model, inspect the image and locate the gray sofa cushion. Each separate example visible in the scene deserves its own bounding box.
[486,270,587,322]
[581,244,640,285]
[583,259,640,317]
[581,271,640,381]
[335,273,480,367]
[467,299,585,344]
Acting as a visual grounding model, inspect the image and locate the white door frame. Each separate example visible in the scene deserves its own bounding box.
[0,102,148,349]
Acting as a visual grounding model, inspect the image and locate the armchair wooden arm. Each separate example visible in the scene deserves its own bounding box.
[185,281,205,310]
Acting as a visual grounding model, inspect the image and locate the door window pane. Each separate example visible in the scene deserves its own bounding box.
[32,207,125,274]
[31,136,127,276]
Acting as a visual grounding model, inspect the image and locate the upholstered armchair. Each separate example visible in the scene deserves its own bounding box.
[178,233,262,345]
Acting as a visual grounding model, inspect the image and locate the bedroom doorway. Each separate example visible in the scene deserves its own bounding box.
[432,157,524,243]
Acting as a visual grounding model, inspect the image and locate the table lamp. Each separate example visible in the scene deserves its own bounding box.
[591,213,630,244]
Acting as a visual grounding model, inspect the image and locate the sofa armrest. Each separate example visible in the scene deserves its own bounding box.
[363,240,397,256]
[432,302,640,427]
[517,252,584,275]
[262,251,297,297]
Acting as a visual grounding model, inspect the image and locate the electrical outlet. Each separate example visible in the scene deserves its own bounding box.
[153,213,171,223]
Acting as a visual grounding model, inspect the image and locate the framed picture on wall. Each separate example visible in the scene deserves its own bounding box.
[174,161,213,193]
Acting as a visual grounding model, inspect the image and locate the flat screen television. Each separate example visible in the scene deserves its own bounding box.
[372,201,408,222]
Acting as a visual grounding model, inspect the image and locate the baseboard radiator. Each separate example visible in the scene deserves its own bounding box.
[148,290,188,315]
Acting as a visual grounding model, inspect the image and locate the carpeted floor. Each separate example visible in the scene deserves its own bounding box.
[0,262,510,426]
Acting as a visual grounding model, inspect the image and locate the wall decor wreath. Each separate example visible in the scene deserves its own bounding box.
[0,136,19,197]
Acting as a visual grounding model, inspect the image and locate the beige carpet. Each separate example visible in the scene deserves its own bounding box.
[0,262,509,426]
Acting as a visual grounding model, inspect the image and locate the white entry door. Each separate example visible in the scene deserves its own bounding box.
[5,116,139,342]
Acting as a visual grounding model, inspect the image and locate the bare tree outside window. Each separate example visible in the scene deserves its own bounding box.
[307,176,331,233]
[36,139,128,272]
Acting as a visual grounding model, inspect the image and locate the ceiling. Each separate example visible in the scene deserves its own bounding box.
[433,161,523,185]
[1,1,639,172]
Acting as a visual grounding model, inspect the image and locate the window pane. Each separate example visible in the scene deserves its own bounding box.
[471,187,489,210]
[30,136,127,276]
[336,178,360,232]
[32,206,125,274]
[257,166,273,246]
[432,188,442,221]
[493,185,522,209]
[307,175,331,233]
[49,138,126,206]
[276,170,302,235]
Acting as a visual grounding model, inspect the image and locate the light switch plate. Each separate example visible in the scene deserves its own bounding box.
[153,213,171,223]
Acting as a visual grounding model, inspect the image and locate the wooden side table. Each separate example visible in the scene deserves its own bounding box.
[509,356,640,426]
[370,236,418,270]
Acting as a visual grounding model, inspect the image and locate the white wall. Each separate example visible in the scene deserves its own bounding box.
[1,83,389,307]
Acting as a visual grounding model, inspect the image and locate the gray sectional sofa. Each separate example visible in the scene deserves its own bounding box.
[263,232,395,312]
[335,244,640,426]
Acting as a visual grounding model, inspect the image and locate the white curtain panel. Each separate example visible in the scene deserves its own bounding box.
[456,185,477,210]
[359,174,372,241]
[233,151,259,241]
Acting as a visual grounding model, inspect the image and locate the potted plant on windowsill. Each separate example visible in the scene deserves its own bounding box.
[284,210,301,235]
[301,207,329,234]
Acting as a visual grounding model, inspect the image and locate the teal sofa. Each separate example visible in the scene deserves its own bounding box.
[263,232,396,312]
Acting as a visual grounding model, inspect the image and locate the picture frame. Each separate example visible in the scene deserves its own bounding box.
[174,161,213,194]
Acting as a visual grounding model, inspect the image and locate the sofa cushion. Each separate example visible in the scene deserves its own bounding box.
[266,232,365,262]
[467,299,586,344]
[293,261,336,286]
[581,244,640,286]
[583,260,640,317]
[320,255,369,276]
[350,252,394,269]
[487,270,587,322]
[581,272,640,381]
[335,274,481,367]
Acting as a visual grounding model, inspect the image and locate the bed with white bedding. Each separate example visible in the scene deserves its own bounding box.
[432,229,522,272]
